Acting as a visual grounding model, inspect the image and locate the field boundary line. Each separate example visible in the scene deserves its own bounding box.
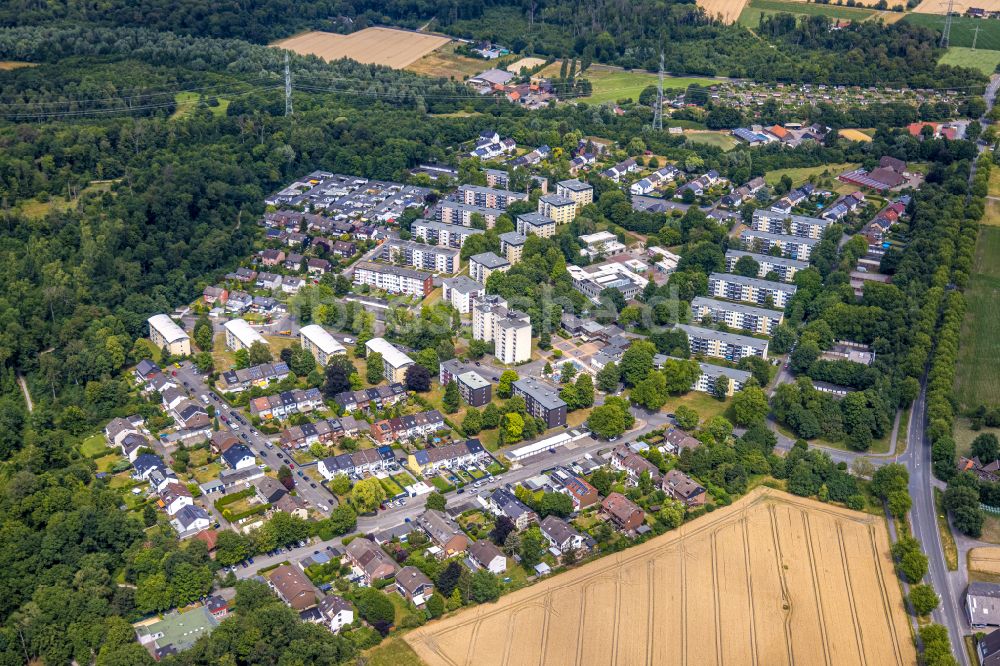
[711,529,724,664]
[867,522,907,666]
[836,521,868,666]
[646,559,656,666]
[741,513,760,666]
[802,511,834,666]
[768,504,796,665]
[537,595,552,666]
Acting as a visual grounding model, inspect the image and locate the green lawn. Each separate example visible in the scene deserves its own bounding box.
[764,163,859,189]
[579,67,720,105]
[905,13,1000,51]
[685,132,739,152]
[96,453,125,474]
[364,639,425,666]
[171,91,230,121]
[939,47,1000,75]
[429,476,454,493]
[81,433,111,457]
[738,0,875,28]
[379,476,405,497]
[955,226,1000,410]
[662,391,731,426]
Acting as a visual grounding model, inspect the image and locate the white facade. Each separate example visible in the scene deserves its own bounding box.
[472,296,531,364]
[353,262,430,297]
[223,319,267,351]
[442,277,485,314]
[299,324,347,366]
[148,314,191,356]
[578,231,625,259]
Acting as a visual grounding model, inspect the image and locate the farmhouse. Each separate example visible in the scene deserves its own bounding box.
[148,314,191,356]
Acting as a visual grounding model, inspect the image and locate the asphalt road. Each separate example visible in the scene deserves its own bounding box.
[233,407,674,579]
[172,361,338,515]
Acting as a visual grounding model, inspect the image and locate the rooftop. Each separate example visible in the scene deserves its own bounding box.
[365,338,414,369]
[709,272,799,293]
[513,376,567,411]
[299,324,347,356]
[676,323,770,350]
[470,252,511,269]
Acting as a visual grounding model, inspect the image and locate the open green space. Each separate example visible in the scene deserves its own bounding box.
[955,226,1000,410]
[685,132,739,152]
[939,47,1000,75]
[905,13,1000,51]
[662,390,732,426]
[171,91,230,121]
[738,0,875,28]
[764,162,859,189]
[364,639,425,666]
[579,67,720,105]
[81,433,111,457]
[429,476,454,493]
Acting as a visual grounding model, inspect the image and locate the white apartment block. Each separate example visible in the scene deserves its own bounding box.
[739,229,819,262]
[223,318,267,352]
[384,239,459,274]
[690,296,785,335]
[353,261,432,297]
[365,337,415,383]
[724,249,808,283]
[411,220,484,248]
[442,276,485,314]
[676,323,769,361]
[299,324,347,366]
[472,295,532,364]
[707,273,798,308]
[751,209,834,240]
[148,314,191,356]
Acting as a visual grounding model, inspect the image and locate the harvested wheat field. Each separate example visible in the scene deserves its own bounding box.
[970,547,1000,575]
[406,488,916,666]
[274,28,450,70]
[507,57,547,73]
[698,0,751,23]
[913,0,1000,12]
[839,128,874,143]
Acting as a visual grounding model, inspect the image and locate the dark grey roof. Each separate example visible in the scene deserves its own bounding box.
[470,252,510,269]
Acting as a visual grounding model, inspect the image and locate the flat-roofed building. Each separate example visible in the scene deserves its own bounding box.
[442,276,485,314]
[499,231,527,264]
[457,184,528,209]
[751,209,834,239]
[384,239,459,274]
[365,337,414,383]
[707,273,797,308]
[299,324,347,366]
[469,252,511,284]
[472,295,531,364]
[223,318,267,352]
[353,261,433,297]
[676,323,769,361]
[724,249,807,283]
[148,314,191,356]
[689,360,752,396]
[690,296,784,335]
[567,262,649,303]
[439,359,492,407]
[739,229,819,262]
[578,231,625,259]
[556,178,594,211]
[512,377,567,428]
[437,200,504,228]
[516,212,556,238]
[412,220,484,248]
[537,194,576,224]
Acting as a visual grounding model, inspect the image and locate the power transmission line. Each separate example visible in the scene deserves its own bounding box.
[284,53,293,117]
[941,0,955,48]
[653,51,665,132]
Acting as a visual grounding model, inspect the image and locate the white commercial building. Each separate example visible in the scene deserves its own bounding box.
[223,318,267,352]
[472,295,531,364]
[148,314,191,356]
[365,337,415,383]
[578,231,625,259]
[299,324,347,366]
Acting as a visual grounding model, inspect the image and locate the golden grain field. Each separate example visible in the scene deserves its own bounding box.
[697,0,752,23]
[913,0,1000,13]
[970,547,1000,575]
[405,488,916,666]
[273,28,451,70]
[507,57,547,73]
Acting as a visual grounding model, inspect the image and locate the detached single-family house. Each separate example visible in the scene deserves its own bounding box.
[540,515,590,554]
[468,540,507,574]
[171,505,211,537]
[662,469,707,507]
[968,582,1000,627]
[485,488,538,530]
[602,492,645,532]
[417,509,468,557]
[318,595,354,634]
[160,482,194,516]
[396,566,434,606]
[345,537,399,585]
[268,565,318,612]
[222,444,256,470]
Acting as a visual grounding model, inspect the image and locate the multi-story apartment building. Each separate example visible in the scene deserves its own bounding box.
[148,314,191,356]
[751,209,834,239]
[437,200,504,228]
[555,178,594,211]
[690,296,785,335]
[676,323,769,361]
[457,184,528,209]
[365,338,414,383]
[472,295,532,364]
[353,261,434,297]
[512,377,567,428]
[469,252,511,284]
[383,239,459,274]
[438,359,492,407]
[724,249,808,283]
[686,359,753,396]
[707,273,798,308]
[739,229,819,261]
[223,318,267,352]
[499,231,526,264]
[537,194,576,224]
[484,168,548,193]
[516,212,556,238]
[299,324,347,367]
[441,276,485,314]
[411,220,484,249]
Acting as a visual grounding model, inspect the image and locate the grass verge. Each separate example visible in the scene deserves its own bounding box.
[933,488,959,571]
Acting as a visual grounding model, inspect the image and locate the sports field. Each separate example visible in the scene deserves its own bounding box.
[579,67,721,105]
[685,131,740,151]
[955,226,1000,409]
[737,0,876,27]
[406,488,916,666]
[698,0,751,23]
[939,47,1000,74]
[905,13,1000,50]
[274,28,451,70]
